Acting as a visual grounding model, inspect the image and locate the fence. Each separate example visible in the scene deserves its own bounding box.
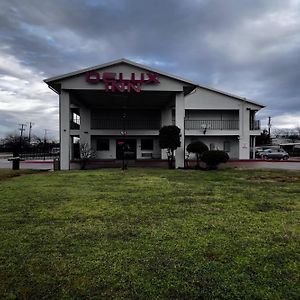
[20,152,59,160]
[91,118,161,130]
[185,119,239,130]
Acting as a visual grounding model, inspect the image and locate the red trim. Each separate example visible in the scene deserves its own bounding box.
[22,159,300,164]
[228,159,300,163]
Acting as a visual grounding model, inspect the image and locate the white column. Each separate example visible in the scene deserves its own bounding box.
[175,92,185,168]
[253,136,256,159]
[60,90,70,170]
[80,106,91,148]
[238,105,250,159]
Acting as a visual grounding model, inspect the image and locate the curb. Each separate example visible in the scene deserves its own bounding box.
[23,160,54,164]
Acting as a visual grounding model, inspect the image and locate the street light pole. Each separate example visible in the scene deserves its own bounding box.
[18,123,27,156]
[121,111,127,170]
[43,129,48,160]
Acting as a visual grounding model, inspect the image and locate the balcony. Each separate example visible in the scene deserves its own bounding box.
[250,120,260,130]
[185,119,239,130]
[91,118,161,130]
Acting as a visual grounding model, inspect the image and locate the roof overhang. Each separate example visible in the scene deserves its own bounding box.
[44,58,198,95]
[44,58,265,108]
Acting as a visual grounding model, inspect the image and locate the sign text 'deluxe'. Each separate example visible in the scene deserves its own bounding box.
[85,72,160,93]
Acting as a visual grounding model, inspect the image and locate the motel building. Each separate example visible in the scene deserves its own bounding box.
[44,59,264,170]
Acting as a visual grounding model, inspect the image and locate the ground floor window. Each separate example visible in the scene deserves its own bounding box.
[72,136,80,159]
[223,141,231,152]
[141,139,153,150]
[97,139,110,151]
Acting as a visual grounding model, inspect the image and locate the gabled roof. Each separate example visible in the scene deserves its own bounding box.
[190,86,265,108]
[44,58,265,108]
[44,58,198,86]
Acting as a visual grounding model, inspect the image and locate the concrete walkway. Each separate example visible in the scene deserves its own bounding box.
[0,158,299,171]
[225,160,300,170]
[0,159,53,170]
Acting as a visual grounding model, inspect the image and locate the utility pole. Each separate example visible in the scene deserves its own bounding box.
[43,129,49,160]
[28,122,34,144]
[268,116,272,137]
[18,123,27,154]
[121,111,127,170]
[19,123,26,139]
[44,129,48,141]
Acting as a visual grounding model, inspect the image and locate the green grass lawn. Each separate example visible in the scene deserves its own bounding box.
[0,168,299,299]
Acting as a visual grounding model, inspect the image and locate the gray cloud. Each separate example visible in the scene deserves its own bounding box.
[0,0,299,138]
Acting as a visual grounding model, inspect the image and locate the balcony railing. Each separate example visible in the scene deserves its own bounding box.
[250,120,260,130]
[185,119,239,130]
[88,118,259,131]
[91,119,161,130]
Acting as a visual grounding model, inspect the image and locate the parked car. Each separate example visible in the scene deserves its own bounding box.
[260,148,289,160]
[255,147,267,158]
[50,147,60,155]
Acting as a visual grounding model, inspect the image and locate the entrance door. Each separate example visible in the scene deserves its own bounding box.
[116,139,136,160]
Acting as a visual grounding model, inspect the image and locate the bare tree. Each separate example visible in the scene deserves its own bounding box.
[79,143,96,170]
[296,126,300,138]
[2,133,30,156]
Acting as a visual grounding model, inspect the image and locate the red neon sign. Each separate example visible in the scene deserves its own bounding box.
[85,72,160,93]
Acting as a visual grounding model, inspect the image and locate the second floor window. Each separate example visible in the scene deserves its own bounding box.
[71,108,80,129]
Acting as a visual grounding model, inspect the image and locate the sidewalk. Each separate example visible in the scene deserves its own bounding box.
[0,158,299,171]
[225,160,300,170]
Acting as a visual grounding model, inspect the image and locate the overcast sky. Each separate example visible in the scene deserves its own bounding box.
[0,0,299,139]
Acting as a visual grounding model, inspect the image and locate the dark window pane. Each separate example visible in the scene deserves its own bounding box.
[141,139,153,150]
[97,139,109,151]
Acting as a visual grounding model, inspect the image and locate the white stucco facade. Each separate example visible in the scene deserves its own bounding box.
[44,59,264,170]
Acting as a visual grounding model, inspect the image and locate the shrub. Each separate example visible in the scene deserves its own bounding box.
[201,150,229,170]
[186,141,208,168]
